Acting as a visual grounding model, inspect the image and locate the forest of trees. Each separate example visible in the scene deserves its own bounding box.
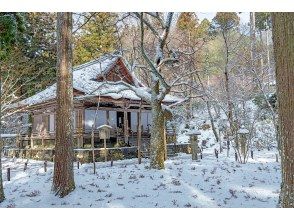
[0,12,293,207]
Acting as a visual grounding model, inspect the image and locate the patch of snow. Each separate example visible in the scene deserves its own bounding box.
[0,149,281,208]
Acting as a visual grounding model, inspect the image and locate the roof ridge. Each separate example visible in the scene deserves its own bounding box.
[73,53,120,72]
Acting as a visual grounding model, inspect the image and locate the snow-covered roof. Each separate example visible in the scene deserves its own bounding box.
[0,134,18,138]
[186,130,201,135]
[238,128,249,134]
[17,53,183,108]
[97,124,113,130]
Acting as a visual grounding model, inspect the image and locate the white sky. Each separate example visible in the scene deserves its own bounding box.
[197,12,250,24]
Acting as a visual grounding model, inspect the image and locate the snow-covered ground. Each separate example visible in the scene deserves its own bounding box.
[0,148,281,208]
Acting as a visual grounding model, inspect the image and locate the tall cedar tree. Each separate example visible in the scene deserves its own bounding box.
[0,12,26,203]
[52,12,75,197]
[272,12,294,208]
[1,13,57,97]
[0,74,4,203]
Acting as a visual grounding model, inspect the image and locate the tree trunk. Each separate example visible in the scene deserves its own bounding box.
[259,30,265,77]
[150,80,165,169]
[222,31,234,132]
[52,12,75,198]
[272,12,294,208]
[250,12,256,62]
[206,101,219,142]
[266,29,271,72]
[0,73,5,203]
[0,146,4,203]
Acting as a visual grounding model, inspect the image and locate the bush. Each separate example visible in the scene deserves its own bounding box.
[253,93,277,111]
[201,123,211,130]
[109,150,124,161]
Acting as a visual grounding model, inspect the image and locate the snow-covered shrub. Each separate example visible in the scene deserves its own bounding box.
[253,119,277,150]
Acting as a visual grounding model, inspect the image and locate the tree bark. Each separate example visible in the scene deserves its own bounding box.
[0,145,4,203]
[138,13,173,170]
[52,12,75,197]
[222,31,235,136]
[137,103,142,164]
[0,73,5,203]
[206,101,219,142]
[150,80,165,169]
[272,12,294,208]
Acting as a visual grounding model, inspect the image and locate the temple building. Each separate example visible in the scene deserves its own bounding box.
[13,53,183,151]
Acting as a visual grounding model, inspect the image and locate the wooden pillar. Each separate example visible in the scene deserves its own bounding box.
[16,134,20,148]
[91,129,96,174]
[104,138,107,162]
[30,137,34,148]
[106,110,110,125]
[124,108,128,144]
[77,108,84,148]
[42,136,44,148]
[137,103,142,163]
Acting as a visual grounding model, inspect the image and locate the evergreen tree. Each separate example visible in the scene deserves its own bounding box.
[0,73,4,203]
[255,12,271,31]
[1,13,57,97]
[52,12,75,197]
[0,12,26,203]
[272,12,294,208]
[73,12,118,65]
[0,13,26,60]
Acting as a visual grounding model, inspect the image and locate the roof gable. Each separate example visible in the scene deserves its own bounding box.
[16,53,183,108]
[96,57,135,86]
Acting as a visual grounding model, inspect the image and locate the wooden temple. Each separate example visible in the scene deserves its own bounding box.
[13,54,183,151]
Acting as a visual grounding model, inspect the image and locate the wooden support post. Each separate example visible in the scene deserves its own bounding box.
[110,156,113,167]
[44,160,47,172]
[41,136,44,148]
[16,134,20,148]
[81,134,84,148]
[106,111,110,125]
[77,135,81,148]
[30,137,34,149]
[7,168,10,181]
[76,108,84,148]
[24,159,28,171]
[124,109,128,144]
[81,109,85,148]
[104,138,107,162]
[173,126,176,154]
[137,103,142,164]
[91,130,96,174]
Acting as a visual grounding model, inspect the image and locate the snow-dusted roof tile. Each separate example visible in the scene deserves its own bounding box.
[18,54,183,107]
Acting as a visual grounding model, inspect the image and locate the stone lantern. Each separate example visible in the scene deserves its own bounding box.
[97,124,112,162]
[187,129,201,161]
[237,126,249,160]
